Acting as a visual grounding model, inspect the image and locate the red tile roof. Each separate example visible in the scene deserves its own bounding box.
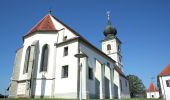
[24,14,58,38]
[146,82,158,92]
[159,64,170,76]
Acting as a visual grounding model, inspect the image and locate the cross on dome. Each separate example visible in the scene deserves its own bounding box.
[103,11,117,37]
[48,10,52,14]
[107,11,110,21]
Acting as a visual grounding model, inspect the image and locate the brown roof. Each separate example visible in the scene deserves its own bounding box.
[146,82,158,92]
[159,64,170,76]
[24,14,58,38]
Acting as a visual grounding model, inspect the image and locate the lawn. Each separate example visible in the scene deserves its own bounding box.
[0,98,163,100]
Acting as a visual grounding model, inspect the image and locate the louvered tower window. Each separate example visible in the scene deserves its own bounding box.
[107,44,111,50]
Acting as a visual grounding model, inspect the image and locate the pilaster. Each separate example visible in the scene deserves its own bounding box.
[26,45,36,97]
[81,56,89,99]
[100,64,105,99]
[110,68,114,99]
[27,45,35,79]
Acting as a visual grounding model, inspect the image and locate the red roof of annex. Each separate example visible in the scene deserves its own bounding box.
[159,64,170,76]
[146,82,158,92]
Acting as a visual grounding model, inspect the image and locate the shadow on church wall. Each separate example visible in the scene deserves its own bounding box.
[95,78,100,99]
[114,83,118,99]
[105,76,110,99]
[40,74,46,98]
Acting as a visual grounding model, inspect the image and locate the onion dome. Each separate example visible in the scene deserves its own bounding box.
[103,11,117,37]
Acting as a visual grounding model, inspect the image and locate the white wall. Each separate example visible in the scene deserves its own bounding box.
[79,42,115,99]
[17,82,26,95]
[102,38,121,66]
[159,76,170,100]
[20,14,78,81]
[19,33,58,80]
[51,15,77,43]
[146,91,160,98]
[54,41,79,98]
[120,76,130,98]
[104,63,113,99]
[18,33,59,97]
[114,70,120,99]
[101,37,130,99]
[18,29,78,97]
[17,14,80,97]
[34,79,53,97]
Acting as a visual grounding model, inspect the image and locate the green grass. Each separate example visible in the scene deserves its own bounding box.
[0,98,163,100]
[119,99,162,100]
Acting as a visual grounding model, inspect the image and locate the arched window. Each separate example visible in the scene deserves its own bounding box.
[40,44,49,72]
[23,46,31,74]
[107,44,111,50]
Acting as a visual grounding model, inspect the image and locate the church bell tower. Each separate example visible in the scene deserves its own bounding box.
[101,12,123,70]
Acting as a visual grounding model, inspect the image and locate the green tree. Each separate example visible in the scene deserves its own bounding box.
[127,74,146,98]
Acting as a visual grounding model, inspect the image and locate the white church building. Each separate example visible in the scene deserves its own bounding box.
[8,12,130,99]
[158,64,170,100]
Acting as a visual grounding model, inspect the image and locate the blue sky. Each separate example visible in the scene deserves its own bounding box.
[0,0,170,94]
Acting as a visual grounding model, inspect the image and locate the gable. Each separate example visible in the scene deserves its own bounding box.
[23,14,79,40]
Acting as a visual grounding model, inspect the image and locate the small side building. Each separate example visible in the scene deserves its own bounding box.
[146,82,159,98]
[158,64,170,100]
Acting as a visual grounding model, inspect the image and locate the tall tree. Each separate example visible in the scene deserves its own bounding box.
[127,75,146,98]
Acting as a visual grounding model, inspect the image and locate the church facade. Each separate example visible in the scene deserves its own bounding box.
[8,13,130,99]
